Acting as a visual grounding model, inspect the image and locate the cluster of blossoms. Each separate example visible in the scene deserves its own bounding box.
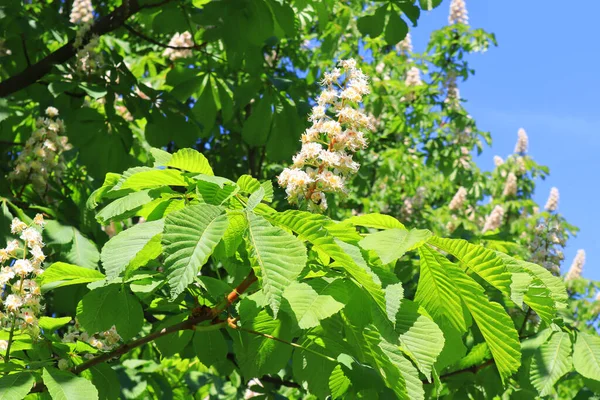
[278,59,372,211]
[9,107,72,193]
[444,73,460,108]
[528,221,566,276]
[396,33,413,54]
[0,215,46,354]
[502,172,518,197]
[544,187,560,212]
[493,155,504,167]
[402,187,427,218]
[405,66,423,87]
[514,128,529,154]
[72,22,103,74]
[449,187,467,211]
[57,322,122,369]
[448,0,469,25]
[565,249,586,281]
[69,0,94,25]
[482,204,505,233]
[163,32,194,60]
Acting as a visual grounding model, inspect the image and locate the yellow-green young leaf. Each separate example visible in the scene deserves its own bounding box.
[76,284,143,341]
[246,212,307,317]
[38,262,105,292]
[452,342,491,371]
[379,339,425,400]
[384,282,404,324]
[43,368,99,400]
[345,213,406,230]
[166,148,213,175]
[360,229,432,264]
[329,364,351,399]
[120,169,188,190]
[149,147,172,166]
[237,175,274,202]
[195,176,238,205]
[361,326,418,400]
[530,332,573,396]
[86,173,121,210]
[39,316,72,332]
[429,236,512,298]
[0,372,35,400]
[416,246,467,333]
[100,219,164,279]
[573,332,600,381]
[282,279,346,329]
[162,205,229,299]
[436,249,521,382]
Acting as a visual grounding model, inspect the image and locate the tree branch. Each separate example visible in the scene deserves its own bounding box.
[123,23,207,51]
[438,359,495,380]
[0,0,174,98]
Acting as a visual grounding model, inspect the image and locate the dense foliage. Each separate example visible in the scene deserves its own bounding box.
[0,0,598,399]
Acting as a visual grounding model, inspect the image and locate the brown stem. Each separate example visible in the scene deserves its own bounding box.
[0,0,174,97]
[123,23,207,51]
[438,359,495,380]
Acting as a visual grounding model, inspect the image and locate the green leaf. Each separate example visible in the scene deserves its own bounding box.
[0,372,35,400]
[39,316,72,332]
[154,314,193,357]
[419,0,443,11]
[384,11,409,45]
[166,148,213,175]
[379,338,425,400]
[573,332,600,381]
[530,332,573,396]
[89,363,120,400]
[359,228,432,264]
[429,237,512,298]
[38,262,105,292]
[76,284,143,341]
[385,282,404,323]
[241,93,274,147]
[96,189,158,224]
[246,212,307,317]
[43,368,99,400]
[329,364,351,399]
[431,248,521,382]
[162,205,229,298]
[246,186,265,211]
[64,228,100,270]
[195,176,238,205]
[416,246,467,333]
[120,169,188,190]
[282,279,346,329]
[345,213,405,230]
[193,329,228,367]
[101,220,164,279]
[357,5,387,38]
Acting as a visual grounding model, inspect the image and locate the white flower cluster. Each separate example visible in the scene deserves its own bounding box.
[396,33,413,54]
[565,249,586,281]
[514,128,528,154]
[9,108,72,193]
[449,187,467,211]
[528,222,565,276]
[544,187,559,212]
[493,155,504,167]
[73,23,103,75]
[482,205,504,233]
[163,32,194,61]
[444,73,460,108]
[70,0,94,25]
[405,66,423,87]
[278,59,372,211]
[448,0,469,25]
[62,321,121,352]
[0,215,46,352]
[502,172,518,197]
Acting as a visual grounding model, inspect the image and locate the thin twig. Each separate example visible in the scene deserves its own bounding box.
[123,23,206,51]
[21,35,31,67]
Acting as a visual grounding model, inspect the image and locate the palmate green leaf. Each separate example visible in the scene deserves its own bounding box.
[362,326,422,400]
[282,279,346,329]
[162,204,229,299]
[100,220,164,279]
[38,262,105,292]
[120,169,189,190]
[0,372,35,400]
[166,148,213,175]
[416,246,467,333]
[360,228,432,264]
[43,368,99,400]
[64,228,100,270]
[76,284,143,341]
[195,176,238,205]
[428,248,521,382]
[329,364,351,399]
[345,213,406,230]
[530,331,573,396]
[395,299,445,381]
[573,332,600,381]
[96,189,163,224]
[236,174,274,202]
[428,236,512,298]
[246,212,307,317]
[379,339,425,400]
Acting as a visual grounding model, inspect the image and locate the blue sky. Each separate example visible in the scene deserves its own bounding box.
[411,1,599,280]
